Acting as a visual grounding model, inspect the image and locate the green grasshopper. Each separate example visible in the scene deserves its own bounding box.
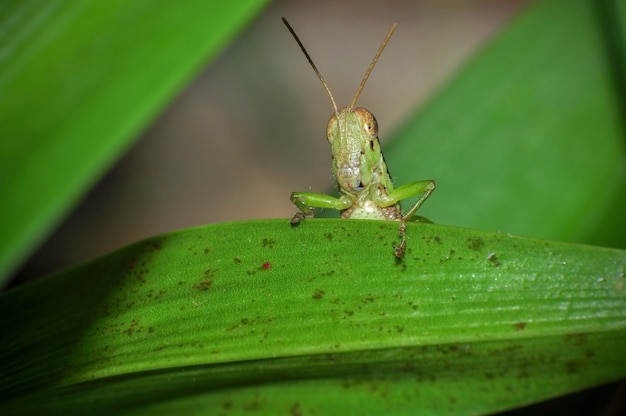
[283,18,435,258]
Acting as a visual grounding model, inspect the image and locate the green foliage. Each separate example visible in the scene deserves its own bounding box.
[0,0,625,414]
[386,0,626,248]
[0,0,269,282]
[1,220,625,414]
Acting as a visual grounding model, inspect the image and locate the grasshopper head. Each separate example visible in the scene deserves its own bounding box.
[326,107,382,193]
[326,107,378,146]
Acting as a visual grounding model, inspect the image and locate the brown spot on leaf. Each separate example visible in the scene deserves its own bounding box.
[194,281,213,291]
[487,252,501,266]
[290,402,303,416]
[312,289,325,299]
[261,238,276,248]
[466,237,484,251]
[362,294,375,303]
[564,360,578,374]
[126,319,142,336]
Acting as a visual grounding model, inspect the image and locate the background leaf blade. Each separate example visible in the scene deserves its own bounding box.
[0,0,270,284]
[386,0,626,247]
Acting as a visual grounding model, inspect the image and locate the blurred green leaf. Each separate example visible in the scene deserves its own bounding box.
[0,0,269,284]
[1,220,625,414]
[386,0,626,248]
[2,0,626,414]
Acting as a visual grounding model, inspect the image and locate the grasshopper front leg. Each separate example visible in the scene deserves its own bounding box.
[391,179,436,221]
[378,179,436,257]
[290,192,353,224]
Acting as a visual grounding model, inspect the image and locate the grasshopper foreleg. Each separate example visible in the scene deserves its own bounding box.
[387,179,436,258]
[290,192,353,224]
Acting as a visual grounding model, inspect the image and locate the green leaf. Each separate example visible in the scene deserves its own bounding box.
[1,220,625,414]
[0,0,269,283]
[386,0,626,247]
[3,0,625,413]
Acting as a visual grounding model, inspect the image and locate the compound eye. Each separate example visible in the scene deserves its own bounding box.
[355,108,378,139]
[326,115,338,144]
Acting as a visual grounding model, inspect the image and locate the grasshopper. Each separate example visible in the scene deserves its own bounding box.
[283,18,435,258]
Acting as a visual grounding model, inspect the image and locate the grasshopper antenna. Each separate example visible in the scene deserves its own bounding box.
[350,22,397,110]
[282,17,338,114]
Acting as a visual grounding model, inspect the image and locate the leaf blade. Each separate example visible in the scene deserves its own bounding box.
[386,0,626,247]
[1,220,624,413]
[0,0,270,283]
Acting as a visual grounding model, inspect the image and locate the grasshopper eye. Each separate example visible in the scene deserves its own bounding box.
[326,115,338,144]
[363,119,377,134]
[355,108,378,139]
